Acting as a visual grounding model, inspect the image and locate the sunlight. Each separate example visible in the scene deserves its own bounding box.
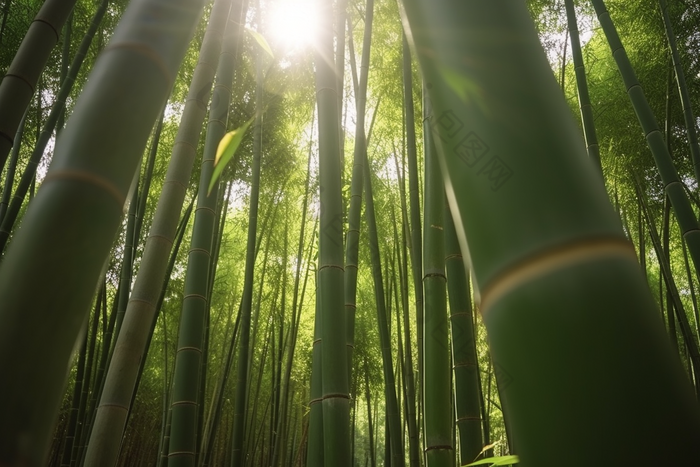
[267,0,319,53]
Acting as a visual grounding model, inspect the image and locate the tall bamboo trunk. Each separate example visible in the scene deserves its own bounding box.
[564,0,602,174]
[421,90,453,467]
[311,0,350,464]
[0,0,110,252]
[402,33,424,441]
[230,6,264,463]
[167,1,241,464]
[444,205,482,465]
[399,0,700,464]
[84,0,230,463]
[344,0,374,387]
[0,0,206,465]
[590,0,700,282]
[0,0,78,171]
[658,0,700,186]
[363,148,405,467]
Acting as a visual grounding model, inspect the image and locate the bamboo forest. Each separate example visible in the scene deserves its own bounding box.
[2,0,700,466]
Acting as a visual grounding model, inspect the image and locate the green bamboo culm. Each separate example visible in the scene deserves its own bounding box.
[0,0,207,464]
[312,0,350,464]
[344,0,374,385]
[363,149,405,467]
[398,0,700,465]
[0,0,78,172]
[168,2,241,466]
[634,177,700,381]
[230,8,264,465]
[0,110,26,223]
[403,32,424,439]
[563,0,602,175]
[306,284,325,467]
[0,0,110,253]
[84,0,232,463]
[444,203,482,466]
[589,0,700,282]
[658,0,700,186]
[422,89,454,467]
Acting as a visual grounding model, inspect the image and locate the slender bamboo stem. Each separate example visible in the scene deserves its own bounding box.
[590,0,700,282]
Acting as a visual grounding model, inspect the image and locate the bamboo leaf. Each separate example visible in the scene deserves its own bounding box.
[246,27,274,59]
[209,117,253,195]
[465,455,519,466]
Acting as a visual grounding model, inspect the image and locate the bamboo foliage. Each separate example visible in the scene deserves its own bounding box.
[399,0,700,465]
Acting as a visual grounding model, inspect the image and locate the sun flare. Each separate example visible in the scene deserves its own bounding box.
[267,0,320,53]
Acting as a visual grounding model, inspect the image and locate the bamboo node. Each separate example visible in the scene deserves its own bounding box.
[103,42,173,86]
[480,237,636,315]
[2,73,34,92]
[42,169,125,207]
[424,445,454,452]
[456,415,482,422]
[32,18,60,41]
[321,393,351,401]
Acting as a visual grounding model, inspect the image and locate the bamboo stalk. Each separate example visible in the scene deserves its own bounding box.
[0,0,206,464]
[590,0,700,282]
[0,0,78,171]
[398,0,700,464]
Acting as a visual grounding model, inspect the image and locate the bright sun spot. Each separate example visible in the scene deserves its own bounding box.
[268,0,319,53]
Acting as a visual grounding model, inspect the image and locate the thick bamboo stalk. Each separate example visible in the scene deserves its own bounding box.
[312,0,350,464]
[306,289,325,467]
[399,0,700,464]
[83,0,229,463]
[0,0,206,464]
[0,0,78,171]
[0,0,110,253]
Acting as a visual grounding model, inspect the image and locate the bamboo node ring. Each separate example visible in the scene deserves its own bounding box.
[42,169,125,207]
[480,237,636,316]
